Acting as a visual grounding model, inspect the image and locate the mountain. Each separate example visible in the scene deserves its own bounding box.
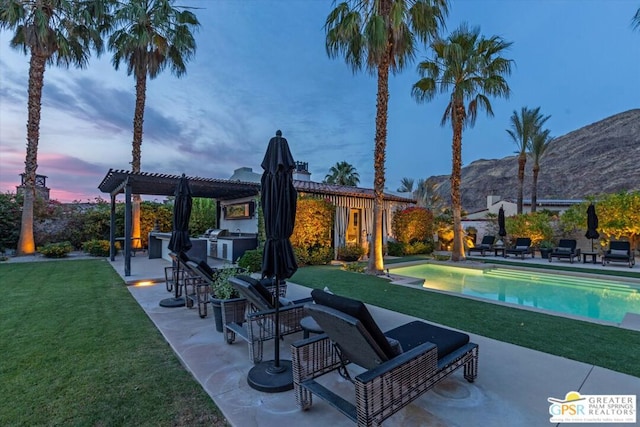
[427,109,640,213]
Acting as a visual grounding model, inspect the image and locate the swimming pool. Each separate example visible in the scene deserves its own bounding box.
[389,263,640,323]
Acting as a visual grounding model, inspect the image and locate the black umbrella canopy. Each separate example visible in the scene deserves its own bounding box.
[498,206,507,237]
[260,130,298,280]
[247,130,298,393]
[168,174,193,254]
[585,203,600,240]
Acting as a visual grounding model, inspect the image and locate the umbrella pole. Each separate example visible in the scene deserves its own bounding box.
[246,274,293,393]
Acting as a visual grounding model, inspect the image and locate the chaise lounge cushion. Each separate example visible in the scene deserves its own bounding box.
[198,260,215,279]
[236,275,275,306]
[385,320,469,359]
[611,249,628,256]
[311,289,397,359]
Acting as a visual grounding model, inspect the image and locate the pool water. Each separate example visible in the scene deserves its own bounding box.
[390,263,640,323]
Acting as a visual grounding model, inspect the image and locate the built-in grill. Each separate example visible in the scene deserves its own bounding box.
[202,229,228,258]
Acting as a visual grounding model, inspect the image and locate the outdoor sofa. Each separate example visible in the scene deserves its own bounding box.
[548,239,581,263]
[291,289,478,427]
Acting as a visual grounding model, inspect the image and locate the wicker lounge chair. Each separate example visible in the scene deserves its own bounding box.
[548,239,581,263]
[291,289,478,426]
[505,237,534,260]
[184,260,224,318]
[602,241,635,268]
[468,235,496,256]
[226,276,312,363]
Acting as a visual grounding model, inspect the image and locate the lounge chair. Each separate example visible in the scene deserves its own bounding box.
[505,237,534,260]
[548,239,581,263]
[291,289,478,426]
[467,235,496,256]
[602,241,635,268]
[184,260,223,318]
[226,276,312,363]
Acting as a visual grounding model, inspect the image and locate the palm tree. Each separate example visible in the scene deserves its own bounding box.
[412,24,513,261]
[528,128,552,212]
[0,0,109,255]
[325,0,448,274]
[506,107,550,214]
[109,0,199,247]
[324,161,360,186]
[397,177,414,192]
[632,7,640,30]
[415,177,443,211]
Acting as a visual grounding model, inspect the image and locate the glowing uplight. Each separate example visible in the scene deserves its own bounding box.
[134,280,156,287]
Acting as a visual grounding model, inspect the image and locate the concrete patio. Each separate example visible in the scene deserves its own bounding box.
[108,254,639,427]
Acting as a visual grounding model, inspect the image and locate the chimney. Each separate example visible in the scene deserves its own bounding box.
[293,161,311,181]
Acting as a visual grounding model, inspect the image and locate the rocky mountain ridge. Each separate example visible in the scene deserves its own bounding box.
[428,109,640,213]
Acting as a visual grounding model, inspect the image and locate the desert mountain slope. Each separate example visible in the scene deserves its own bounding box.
[428,109,640,212]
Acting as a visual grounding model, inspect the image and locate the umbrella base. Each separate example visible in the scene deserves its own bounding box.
[159,297,186,308]
[247,360,293,393]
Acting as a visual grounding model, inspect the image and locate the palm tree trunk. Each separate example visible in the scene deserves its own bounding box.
[17,53,47,255]
[531,164,539,212]
[367,54,390,275]
[450,102,465,261]
[517,153,526,214]
[131,71,147,247]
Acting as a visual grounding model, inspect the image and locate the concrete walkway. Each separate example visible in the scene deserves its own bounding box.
[103,254,639,427]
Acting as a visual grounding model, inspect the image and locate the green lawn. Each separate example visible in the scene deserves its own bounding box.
[291,264,640,378]
[0,259,228,427]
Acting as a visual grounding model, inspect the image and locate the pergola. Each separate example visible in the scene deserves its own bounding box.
[98,169,260,276]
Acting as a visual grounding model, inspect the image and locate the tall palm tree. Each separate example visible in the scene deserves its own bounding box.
[0,0,109,255]
[528,128,552,212]
[109,0,199,247]
[412,24,513,261]
[415,177,442,211]
[506,107,550,214]
[324,161,361,186]
[325,0,448,274]
[397,177,414,192]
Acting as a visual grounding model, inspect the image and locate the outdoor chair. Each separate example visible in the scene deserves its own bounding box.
[291,289,478,427]
[226,275,312,363]
[184,260,221,318]
[602,241,635,268]
[166,252,193,296]
[467,235,496,256]
[548,239,581,263]
[505,237,534,260]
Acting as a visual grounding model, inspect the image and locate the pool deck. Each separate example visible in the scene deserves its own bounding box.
[101,253,639,427]
[10,252,638,426]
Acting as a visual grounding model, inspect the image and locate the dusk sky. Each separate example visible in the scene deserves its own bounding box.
[1,0,638,203]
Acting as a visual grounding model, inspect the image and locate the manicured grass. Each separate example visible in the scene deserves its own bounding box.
[0,260,227,426]
[291,265,640,378]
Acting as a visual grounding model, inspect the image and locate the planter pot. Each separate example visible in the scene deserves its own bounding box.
[211,296,246,333]
[539,248,552,259]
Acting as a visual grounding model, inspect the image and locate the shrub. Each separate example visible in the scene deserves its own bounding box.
[211,266,247,300]
[337,244,364,261]
[39,241,73,258]
[392,207,434,244]
[387,241,405,257]
[237,249,263,272]
[404,241,434,255]
[341,262,365,273]
[306,246,333,265]
[82,239,112,257]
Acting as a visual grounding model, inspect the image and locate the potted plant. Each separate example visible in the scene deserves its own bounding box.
[539,240,555,259]
[210,266,247,333]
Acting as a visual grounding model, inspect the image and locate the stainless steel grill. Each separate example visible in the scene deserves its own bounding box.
[202,229,228,258]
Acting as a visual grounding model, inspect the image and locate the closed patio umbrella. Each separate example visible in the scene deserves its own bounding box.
[585,203,599,251]
[247,130,298,393]
[498,206,507,239]
[160,174,192,307]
